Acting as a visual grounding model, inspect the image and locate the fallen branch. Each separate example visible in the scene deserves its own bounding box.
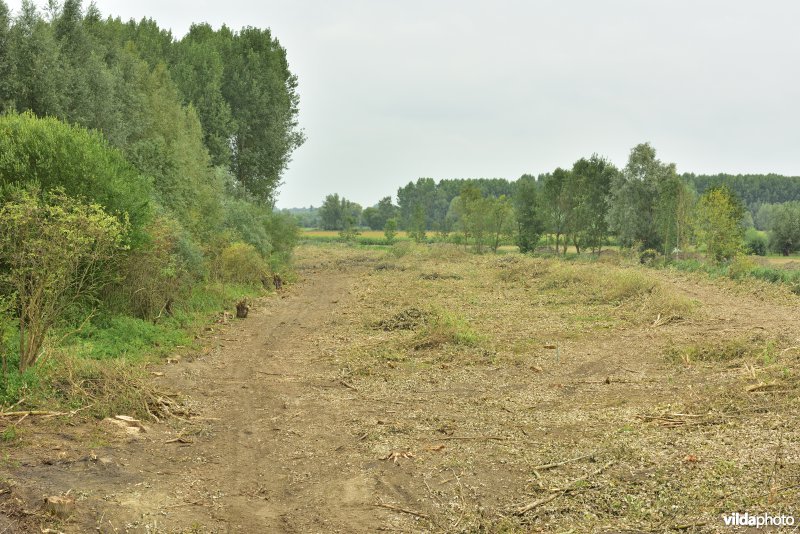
[746,382,785,393]
[165,437,193,444]
[440,435,511,442]
[164,500,207,509]
[0,410,67,418]
[340,380,358,392]
[375,500,429,520]
[636,413,710,428]
[515,460,615,515]
[531,453,593,471]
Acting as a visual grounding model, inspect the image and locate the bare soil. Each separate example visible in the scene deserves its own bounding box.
[2,244,799,533]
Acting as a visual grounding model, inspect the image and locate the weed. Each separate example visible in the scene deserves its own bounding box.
[412,309,482,349]
[668,337,771,364]
[1,425,17,442]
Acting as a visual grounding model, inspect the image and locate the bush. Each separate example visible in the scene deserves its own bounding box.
[0,112,152,243]
[744,228,768,256]
[389,241,414,258]
[0,187,127,371]
[217,243,270,286]
[639,248,659,264]
[384,218,398,244]
[768,202,800,256]
[105,216,196,320]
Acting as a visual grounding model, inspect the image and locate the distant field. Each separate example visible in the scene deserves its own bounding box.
[762,255,800,267]
[299,231,800,272]
[301,229,410,239]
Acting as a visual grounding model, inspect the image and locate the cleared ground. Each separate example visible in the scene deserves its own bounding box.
[1,243,799,533]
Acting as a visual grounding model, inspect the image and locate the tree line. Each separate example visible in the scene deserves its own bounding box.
[313,144,800,259]
[0,0,303,373]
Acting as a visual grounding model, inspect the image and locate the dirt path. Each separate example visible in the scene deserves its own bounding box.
[4,265,398,533]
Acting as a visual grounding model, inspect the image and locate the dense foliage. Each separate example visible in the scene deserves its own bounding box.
[0,0,303,383]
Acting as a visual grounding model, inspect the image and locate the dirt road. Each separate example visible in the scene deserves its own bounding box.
[3,263,412,533]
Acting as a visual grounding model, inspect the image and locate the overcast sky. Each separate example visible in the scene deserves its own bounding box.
[6,1,800,208]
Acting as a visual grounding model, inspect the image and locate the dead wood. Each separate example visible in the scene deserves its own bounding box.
[374,500,429,519]
[339,380,358,391]
[440,435,511,442]
[531,453,593,471]
[0,410,67,417]
[515,460,615,515]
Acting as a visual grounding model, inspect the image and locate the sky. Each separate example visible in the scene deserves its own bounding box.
[6,1,800,208]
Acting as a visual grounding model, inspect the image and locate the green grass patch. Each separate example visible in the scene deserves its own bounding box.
[412,308,483,350]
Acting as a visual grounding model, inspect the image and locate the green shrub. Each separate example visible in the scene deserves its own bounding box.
[105,215,195,319]
[384,218,398,244]
[389,241,414,258]
[0,187,128,371]
[0,112,152,243]
[217,242,269,286]
[744,228,768,256]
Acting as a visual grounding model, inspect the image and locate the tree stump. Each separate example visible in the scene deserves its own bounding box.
[236,299,249,319]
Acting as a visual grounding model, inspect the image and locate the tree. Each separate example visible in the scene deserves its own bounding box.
[7,1,64,117]
[171,23,235,167]
[754,203,778,231]
[319,194,344,230]
[397,178,436,230]
[409,205,427,243]
[570,155,617,253]
[221,27,305,202]
[486,195,514,253]
[540,169,571,254]
[318,194,361,231]
[383,218,398,244]
[513,174,544,253]
[362,207,380,230]
[338,215,360,241]
[768,202,800,256]
[0,187,127,371]
[693,186,746,264]
[453,185,492,252]
[744,228,768,256]
[376,196,399,229]
[608,143,685,253]
[0,0,13,111]
[362,198,398,230]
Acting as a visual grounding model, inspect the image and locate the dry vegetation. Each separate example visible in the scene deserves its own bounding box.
[298,243,800,532]
[2,243,798,533]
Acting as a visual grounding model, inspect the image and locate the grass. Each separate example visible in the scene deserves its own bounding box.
[667,336,773,364]
[298,241,799,532]
[540,261,697,324]
[0,280,265,414]
[411,308,482,350]
[670,256,800,294]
